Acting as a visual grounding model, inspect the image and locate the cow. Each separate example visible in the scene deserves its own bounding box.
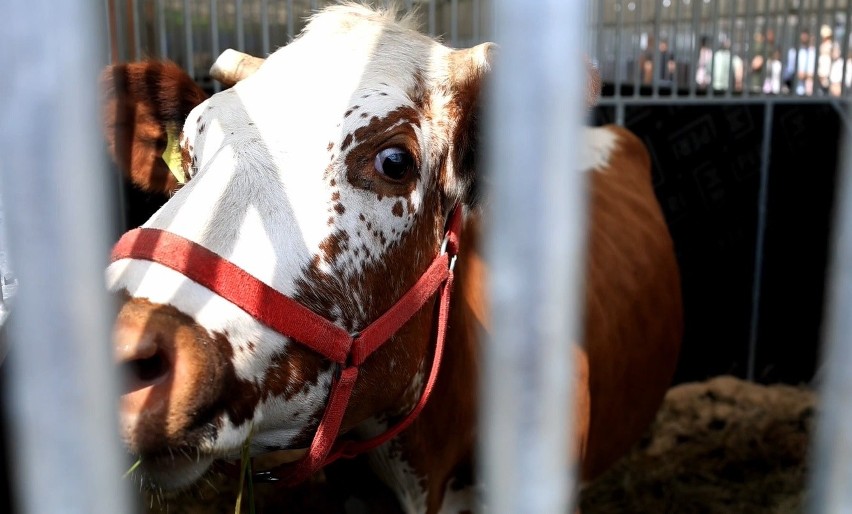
[101,4,682,513]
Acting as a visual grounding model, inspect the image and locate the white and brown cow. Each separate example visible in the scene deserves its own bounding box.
[102,4,682,513]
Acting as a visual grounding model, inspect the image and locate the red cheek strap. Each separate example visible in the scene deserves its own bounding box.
[110,206,462,485]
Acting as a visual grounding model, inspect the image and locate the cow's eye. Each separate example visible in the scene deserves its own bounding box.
[374,147,414,181]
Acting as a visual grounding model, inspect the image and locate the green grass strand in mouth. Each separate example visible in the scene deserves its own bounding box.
[235,433,256,514]
[123,457,142,479]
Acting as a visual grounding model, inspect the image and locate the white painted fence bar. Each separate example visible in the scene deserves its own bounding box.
[0,1,132,513]
[480,1,587,512]
[808,103,852,514]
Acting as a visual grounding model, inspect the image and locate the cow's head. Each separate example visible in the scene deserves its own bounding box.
[103,5,492,489]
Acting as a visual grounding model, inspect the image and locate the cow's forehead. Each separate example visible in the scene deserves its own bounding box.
[236,6,447,112]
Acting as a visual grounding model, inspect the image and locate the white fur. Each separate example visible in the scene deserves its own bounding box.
[579,127,618,172]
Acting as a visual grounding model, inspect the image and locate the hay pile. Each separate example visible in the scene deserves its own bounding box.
[581,375,816,514]
[143,375,816,513]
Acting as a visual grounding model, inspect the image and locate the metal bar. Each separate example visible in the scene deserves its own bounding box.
[808,81,852,514]
[793,0,804,95]
[482,1,585,512]
[0,194,12,337]
[842,0,852,96]
[211,0,221,93]
[710,0,721,97]
[652,0,663,98]
[596,0,605,79]
[104,0,114,63]
[633,0,643,96]
[0,1,131,513]
[113,0,129,62]
[816,0,827,95]
[745,0,757,97]
[690,0,701,97]
[131,0,141,60]
[726,0,736,98]
[746,102,775,381]
[287,0,295,41]
[429,0,436,37]
[615,1,624,101]
[780,0,791,94]
[672,0,681,96]
[157,0,168,59]
[473,0,481,43]
[261,0,270,55]
[183,0,194,79]
[451,0,458,47]
[597,93,851,105]
[236,0,245,51]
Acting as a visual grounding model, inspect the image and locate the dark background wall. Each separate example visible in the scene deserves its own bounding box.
[594,102,842,386]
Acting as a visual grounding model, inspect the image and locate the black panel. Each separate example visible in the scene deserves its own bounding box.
[592,101,841,385]
[754,103,840,383]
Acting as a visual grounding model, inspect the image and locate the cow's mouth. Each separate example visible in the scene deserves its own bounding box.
[131,446,310,491]
[132,450,217,491]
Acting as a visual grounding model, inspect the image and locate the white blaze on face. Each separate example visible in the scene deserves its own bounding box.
[107,5,456,453]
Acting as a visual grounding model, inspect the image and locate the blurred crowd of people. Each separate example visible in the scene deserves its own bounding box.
[641,25,852,96]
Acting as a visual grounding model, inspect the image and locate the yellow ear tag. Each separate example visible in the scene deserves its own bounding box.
[162,126,187,184]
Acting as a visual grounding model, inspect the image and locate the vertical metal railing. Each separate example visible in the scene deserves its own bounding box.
[808,93,852,514]
[481,1,586,512]
[0,1,132,513]
[183,0,194,79]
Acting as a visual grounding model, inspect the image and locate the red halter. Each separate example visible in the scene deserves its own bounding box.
[110,206,462,485]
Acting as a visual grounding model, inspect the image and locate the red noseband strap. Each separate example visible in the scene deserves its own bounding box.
[110,206,462,484]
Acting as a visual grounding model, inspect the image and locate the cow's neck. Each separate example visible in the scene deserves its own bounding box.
[358,211,484,514]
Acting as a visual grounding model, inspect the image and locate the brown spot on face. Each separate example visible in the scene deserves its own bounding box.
[180,137,192,177]
[344,109,354,118]
[319,230,350,263]
[392,200,404,217]
[327,216,335,226]
[327,142,334,151]
[334,203,345,215]
[359,213,366,221]
[360,112,369,118]
[344,106,421,196]
[330,178,337,187]
[341,133,354,152]
[407,68,430,110]
[331,191,341,201]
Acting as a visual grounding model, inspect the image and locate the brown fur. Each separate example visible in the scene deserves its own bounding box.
[100,61,207,194]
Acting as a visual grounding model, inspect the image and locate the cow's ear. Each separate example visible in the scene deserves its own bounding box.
[445,42,495,209]
[100,61,207,195]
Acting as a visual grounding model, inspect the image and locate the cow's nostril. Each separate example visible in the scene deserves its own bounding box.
[122,351,170,391]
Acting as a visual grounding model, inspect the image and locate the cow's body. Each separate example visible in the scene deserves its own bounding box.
[102,5,681,513]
